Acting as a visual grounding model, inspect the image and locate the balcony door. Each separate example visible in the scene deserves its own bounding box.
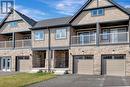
[110,29,118,43]
[79,32,90,44]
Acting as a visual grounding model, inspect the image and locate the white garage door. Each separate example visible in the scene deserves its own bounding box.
[102,55,126,76]
[74,55,94,75]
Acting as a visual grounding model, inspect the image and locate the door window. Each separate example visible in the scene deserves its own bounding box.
[79,32,90,44]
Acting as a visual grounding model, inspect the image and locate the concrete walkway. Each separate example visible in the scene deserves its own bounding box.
[0,71,19,76]
[28,75,130,87]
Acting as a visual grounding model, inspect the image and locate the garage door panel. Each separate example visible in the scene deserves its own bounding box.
[102,55,126,76]
[74,55,94,75]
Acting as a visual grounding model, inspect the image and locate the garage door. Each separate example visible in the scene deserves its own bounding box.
[74,55,94,75]
[16,56,30,72]
[102,55,126,76]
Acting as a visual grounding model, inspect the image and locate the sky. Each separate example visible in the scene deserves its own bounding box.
[0,0,130,22]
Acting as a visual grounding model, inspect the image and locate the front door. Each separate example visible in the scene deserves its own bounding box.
[1,57,11,72]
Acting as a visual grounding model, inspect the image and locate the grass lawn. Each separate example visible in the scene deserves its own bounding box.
[0,72,56,87]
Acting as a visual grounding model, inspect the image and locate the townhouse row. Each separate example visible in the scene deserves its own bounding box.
[0,0,130,76]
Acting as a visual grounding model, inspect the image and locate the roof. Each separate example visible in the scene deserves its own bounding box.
[126,8,130,13]
[14,10,36,26]
[0,9,36,28]
[68,0,130,23]
[32,16,72,29]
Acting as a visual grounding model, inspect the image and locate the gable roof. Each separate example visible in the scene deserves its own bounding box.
[69,0,130,23]
[0,9,36,28]
[32,16,71,29]
[14,10,36,26]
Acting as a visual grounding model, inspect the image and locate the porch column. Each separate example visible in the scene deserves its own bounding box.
[128,19,130,47]
[96,22,100,46]
[69,52,73,74]
[46,50,51,72]
[51,50,55,70]
[11,56,16,72]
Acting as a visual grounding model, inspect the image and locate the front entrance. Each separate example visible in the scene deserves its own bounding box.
[101,54,126,76]
[1,57,11,72]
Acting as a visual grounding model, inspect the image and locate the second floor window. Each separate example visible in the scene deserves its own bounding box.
[34,31,44,41]
[56,29,67,39]
[10,22,17,27]
[91,8,104,16]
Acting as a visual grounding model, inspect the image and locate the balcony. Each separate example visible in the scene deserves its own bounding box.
[0,39,32,49]
[100,32,128,44]
[71,34,96,46]
[15,39,32,48]
[0,41,13,49]
[71,32,129,46]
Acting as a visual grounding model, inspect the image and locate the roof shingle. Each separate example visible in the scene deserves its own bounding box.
[32,16,72,29]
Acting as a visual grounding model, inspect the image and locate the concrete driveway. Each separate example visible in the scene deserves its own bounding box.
[28,75,130,87]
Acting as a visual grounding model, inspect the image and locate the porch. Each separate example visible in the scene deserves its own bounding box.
[53,50,69,69]
[32,51,46,69]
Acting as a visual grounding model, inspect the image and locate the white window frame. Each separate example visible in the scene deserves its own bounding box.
[56,29,67,39]
[34,31,44,41]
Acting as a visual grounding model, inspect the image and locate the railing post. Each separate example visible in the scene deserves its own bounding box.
[22,40,24,48]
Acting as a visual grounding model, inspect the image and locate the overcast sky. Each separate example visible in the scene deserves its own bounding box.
[0,0,130,21]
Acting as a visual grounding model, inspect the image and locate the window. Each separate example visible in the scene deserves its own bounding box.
[34,31,44,40]
[91,9,104,16]
[56,29,67,39]
[10,22,17,27]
